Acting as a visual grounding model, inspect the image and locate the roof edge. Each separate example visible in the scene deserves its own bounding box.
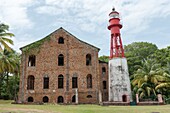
[20,27,100,51]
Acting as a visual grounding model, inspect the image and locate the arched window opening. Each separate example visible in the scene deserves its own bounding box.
[72,77,78,88]
[28,55,36,66]
[102,67,106,75]
[87,74,92,88]
[58,54,64,66]
[58,96,64,103]
[86,54,91,66]
[58,75,64,88]
[72,95,76,103]
[43,96,49,103]
[28,97,34,102]
[103,81,107,89]
[122,95,127,102]
[27,75,34,90]
[43,77,49,89]
[87,95,92,98]
[58,37,64,44]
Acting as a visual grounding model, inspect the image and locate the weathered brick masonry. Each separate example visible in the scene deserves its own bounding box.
[18,27,108,104]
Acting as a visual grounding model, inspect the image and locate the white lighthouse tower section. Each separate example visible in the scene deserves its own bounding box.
[109,57,132,102]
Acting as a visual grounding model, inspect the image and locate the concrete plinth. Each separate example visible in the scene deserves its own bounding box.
[109,58,132,102]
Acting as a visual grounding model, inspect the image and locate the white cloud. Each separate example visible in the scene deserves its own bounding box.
[2,0,170,54]
[0,0,34,29]
[35,0,170,35]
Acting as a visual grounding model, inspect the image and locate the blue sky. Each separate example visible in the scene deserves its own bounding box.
[0,0,170,56]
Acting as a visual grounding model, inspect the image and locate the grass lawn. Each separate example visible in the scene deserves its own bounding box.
[0,100,170,113]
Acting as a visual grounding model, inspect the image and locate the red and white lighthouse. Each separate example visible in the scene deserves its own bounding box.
[108,7,132,103]
[108,7,124,59]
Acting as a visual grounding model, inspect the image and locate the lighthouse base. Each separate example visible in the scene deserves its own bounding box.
[109,58,132,102]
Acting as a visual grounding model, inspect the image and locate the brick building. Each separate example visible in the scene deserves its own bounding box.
[18,27,108,104]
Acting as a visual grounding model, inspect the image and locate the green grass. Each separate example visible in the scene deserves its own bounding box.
[0,100,170,113]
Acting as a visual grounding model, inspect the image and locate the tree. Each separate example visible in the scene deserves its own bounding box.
[99,55,109,63]
[0,23,14,51]
[131,58,170,100]
[149,46,170,67]
[124,42,158,75]
[0,49,20,99]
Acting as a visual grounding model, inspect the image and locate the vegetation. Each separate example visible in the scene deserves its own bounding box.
[99,55,109,62]
[124,42,158,75]
[0,23,14,51]
[0,100,170,113]
[0,23,20,100]
[22,35,51,53]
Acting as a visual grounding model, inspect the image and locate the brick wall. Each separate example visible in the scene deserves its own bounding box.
[18,28,104,104]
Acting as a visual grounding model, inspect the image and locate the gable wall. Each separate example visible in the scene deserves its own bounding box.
[19,29,101,104]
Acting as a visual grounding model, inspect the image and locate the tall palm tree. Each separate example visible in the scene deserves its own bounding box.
[0,23,14,51]
[131,59,170,99]
[0,49,20,99]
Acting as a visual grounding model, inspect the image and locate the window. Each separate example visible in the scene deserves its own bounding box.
[102,67,106,75]
[43,77,49,89]
[58,96,64,103]
[28,97,33,102]
[87,95,92,98]
[87,74,92,88]
[28,55,36,66]
[58,75,64,88]
[72,77,78,88]
[58,37,64,44]
[27,75,34,90]
[103,81,107,89]
[43,96,49,103]
[86,54,91,66]
[72,95,76,103]
[58,54,64,66]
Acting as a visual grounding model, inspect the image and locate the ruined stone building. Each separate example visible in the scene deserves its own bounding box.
[18,27,108,104]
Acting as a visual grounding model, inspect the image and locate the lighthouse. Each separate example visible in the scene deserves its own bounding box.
[108,7,132,103]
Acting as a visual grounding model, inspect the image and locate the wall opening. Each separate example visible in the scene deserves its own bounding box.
[87,95,92,98]
[58,37,64,44]
[27,75,34,90]
[43,96,49,103]
[87,74,92,88]
[58,96,64,103]
[102,67,106,75]
[28,97,34,102]
[58,75,64,88]
[103,81,107,89]
[58,54,64,66]
[43,77,49,89]
[122,95,127,102]
[28,55,36,66]
[72,95,76,103]
[72,77,78,88]
[86,54,91,66]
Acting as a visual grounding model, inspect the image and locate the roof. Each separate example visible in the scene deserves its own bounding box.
[99,60,108,64]
[20,27,100,51]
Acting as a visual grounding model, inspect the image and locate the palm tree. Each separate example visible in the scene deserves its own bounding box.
[131,59,170,100]
[0,23,14,51]
[0,49,20,99]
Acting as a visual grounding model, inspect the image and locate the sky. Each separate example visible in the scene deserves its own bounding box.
[0,0,170,56]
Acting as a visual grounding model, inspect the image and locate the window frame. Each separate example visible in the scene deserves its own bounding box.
[58,75,64,89]
[87,74,92,88]
[72,77,78,88]
[58,54,64,66]
[43,77,49,89]
[58,37,64,44]
[27,75,35,90]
